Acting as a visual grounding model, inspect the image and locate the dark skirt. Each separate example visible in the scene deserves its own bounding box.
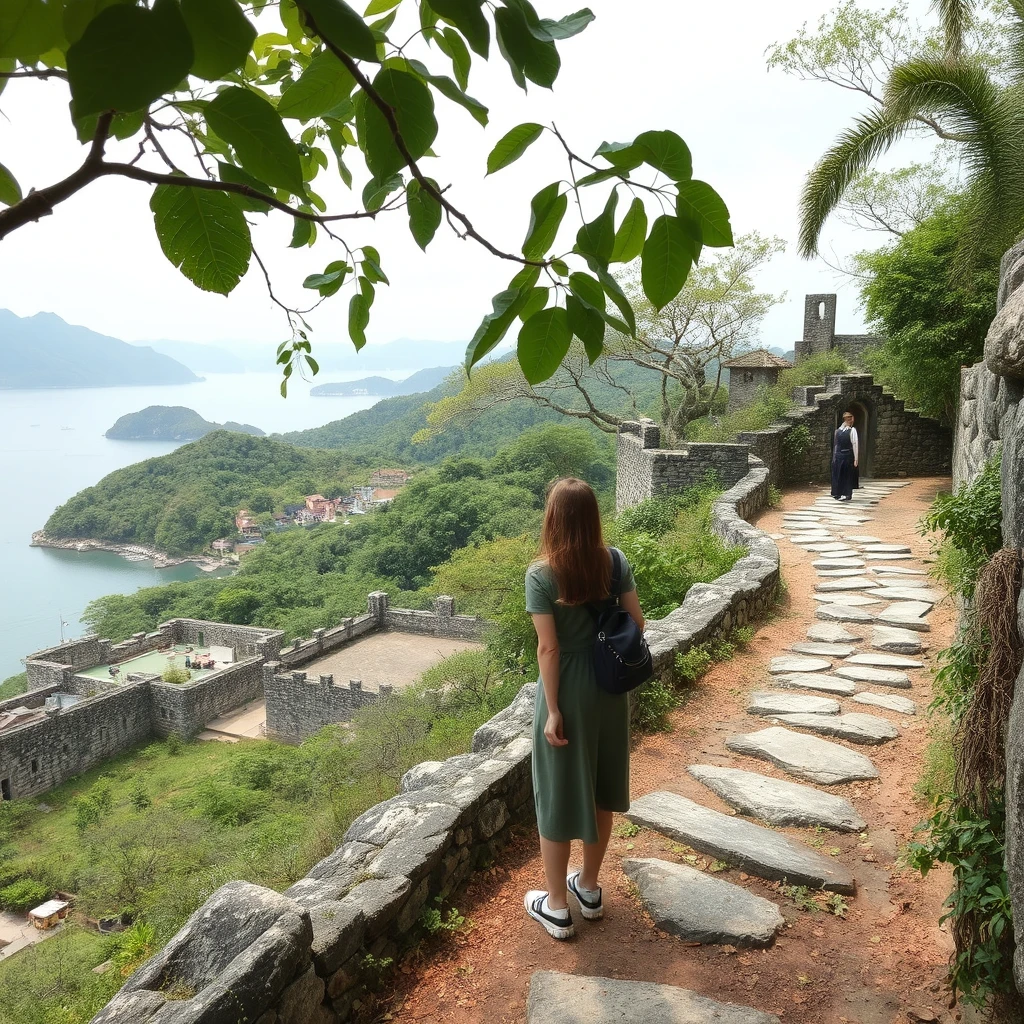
[831,451,854,499]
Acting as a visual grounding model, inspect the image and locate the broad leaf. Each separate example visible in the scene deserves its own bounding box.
[494,4,559,88]
[430,0,488,56]
[406,59,487,126]
[0,160,21,206]
[584,255,635,334]
[359,67,437,179]
[278,49,354,121]
[218,160,272,212]
[407,178,442,250]
[299,0,378,63]
[517,306,570,384]
[593,139,644,171]
[567,271,604,312]
[522,181,566,260]
[0,0,61,60]
[576,166,624,187]
[529,7,593,41]
[635,129,692,182]
[348,292,370,349]
[610,196,646,263]
[440,26,470,88]
[518,286,549,322]
[290,214,315,247]
[575,189,617,266]
[63,0,131,47]
[362,171,403,211]
[566,294,603,362]
[181,0,256,80]
[364,0,402,13]
[465,266,539,369]
[641,214,693,309]
[361,244,389,284]
[675,179,733,247]
[206,86,305,194]
[150,182,252,294]
[487,121,543,175]
[67,0,193,118]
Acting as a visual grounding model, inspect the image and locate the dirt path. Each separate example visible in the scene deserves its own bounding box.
[383,479,960,1024]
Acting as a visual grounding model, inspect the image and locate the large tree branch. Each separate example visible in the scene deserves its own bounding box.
[0,68,68,80]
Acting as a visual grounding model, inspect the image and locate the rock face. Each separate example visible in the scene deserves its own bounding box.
[526,972,783,1024]
[769,712,899,745]
[625,791,855,893]
[621,858,785,948]
[726,726,879,785]
[687,764,866,832]
[985,279,1024,380]
[747,690,840,716]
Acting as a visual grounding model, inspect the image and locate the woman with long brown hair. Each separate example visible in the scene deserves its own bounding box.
[523,477,645,940]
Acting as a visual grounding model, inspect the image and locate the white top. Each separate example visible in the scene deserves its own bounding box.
[29,900,69,918]
[839,424,859,463]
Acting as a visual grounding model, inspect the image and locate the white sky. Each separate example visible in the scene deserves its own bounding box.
[0,0,939,364]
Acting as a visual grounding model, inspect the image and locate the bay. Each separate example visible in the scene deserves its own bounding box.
[0,371,403,679]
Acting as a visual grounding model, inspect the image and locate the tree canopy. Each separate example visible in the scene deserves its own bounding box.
[0,0,733,389]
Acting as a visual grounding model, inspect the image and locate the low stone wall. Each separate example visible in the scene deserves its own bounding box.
[149,658,265,738]
[279,615,379,668]
[264,665,385,743]
[0,684,61,715]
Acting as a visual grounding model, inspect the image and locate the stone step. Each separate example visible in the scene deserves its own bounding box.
[812,558,866,568]
[813,594,882,607]
[527,972,782,1024]
[866,587,941,605]
[873,566,927,576]
[768,712,899,745]
[876,604,931,631]
[768,655,832,674]
[790,642,856,657]
[872,577,930,589]
[772,673,856,696]
[872,626,925,654]
[818,568,874,577]
[815,577,877,592]
[808,622,864,643]
[846,653,924,668]
[725,725,879,786]
[804,544,860,554]
[865,553,917,561]
[859,544,912,554]
[748,690,841,716]
[625,791,855,893]
[846,535,881,544]
[852,691,918,715]
[816,604,874,624]
[687,764,866,832]
[622,858,785,948]
[834,665,912,689]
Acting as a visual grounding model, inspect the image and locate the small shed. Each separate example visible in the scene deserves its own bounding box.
[723,349,793,413]
[29,899,69,930]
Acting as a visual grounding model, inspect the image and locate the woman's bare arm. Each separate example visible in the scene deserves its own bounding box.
[532,613,567,747]
[620,589,645,632]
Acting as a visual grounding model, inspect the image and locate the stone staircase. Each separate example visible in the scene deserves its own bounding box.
[526,481,932,1023]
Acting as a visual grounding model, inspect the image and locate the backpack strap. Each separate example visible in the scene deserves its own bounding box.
[608,547,622,603]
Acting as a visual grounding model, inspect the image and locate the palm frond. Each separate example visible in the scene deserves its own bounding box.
[1005,0,1024,86]
[932,0,977,60]
[798,108,911,257]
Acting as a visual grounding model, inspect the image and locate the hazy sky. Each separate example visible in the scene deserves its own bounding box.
[0,0,939,365]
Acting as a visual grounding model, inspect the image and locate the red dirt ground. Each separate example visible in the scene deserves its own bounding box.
[378,479,968,1024]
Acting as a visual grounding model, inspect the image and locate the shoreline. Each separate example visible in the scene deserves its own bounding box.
[30,532,231,573]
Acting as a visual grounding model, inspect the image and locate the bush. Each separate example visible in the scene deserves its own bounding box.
[633,678,680,733]
[781,423,812,464]
[129,783,152,812]
[161,667,191,684]
[194,781,265,827]
[674,644,714,685]
[73,797,104,834]
[165,734,184,756]
[0,878,49,913]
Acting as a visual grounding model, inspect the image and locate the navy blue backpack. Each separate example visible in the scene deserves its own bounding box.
[588,548,653,695]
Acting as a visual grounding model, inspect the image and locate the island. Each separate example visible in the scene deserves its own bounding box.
[105,406,264,441]
[310,364,455,397]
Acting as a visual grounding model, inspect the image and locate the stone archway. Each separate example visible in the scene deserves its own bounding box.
[837,400,874,479]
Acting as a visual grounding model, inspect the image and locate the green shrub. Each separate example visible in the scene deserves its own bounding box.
[0,878,49,912]
[781,423,812,464]
[732,626,755,648]
[633,678,680,733]
[129,783,152,812]
[161,667,191,684]
[194,781,265,827]
[110,921,156,978]
[674,644,713,685]
[73,796,104,834]
[165,734,184,756]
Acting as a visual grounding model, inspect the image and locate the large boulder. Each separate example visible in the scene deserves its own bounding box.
[985,285,1024,380]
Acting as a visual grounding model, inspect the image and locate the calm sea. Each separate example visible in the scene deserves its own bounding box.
[0,372,403,679]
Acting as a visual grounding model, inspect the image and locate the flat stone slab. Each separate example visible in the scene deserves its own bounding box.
[865,553,917,561]
[790,642,856,657]
[769,712,899,745]
[846,535,881,544]
[816,604,874,623]
[813,594,881,607]
[852,691,918,715]
[726,726,879,787]
[872,577,930,588]
[846,653,924,668]
[813,558,866,568]
[834,665,912,688]
[872,626,925,654]
[877,603,932,631]
[808,622,863,643]
[687,764,866,832]
[804,542,858,552]
[768,655,832,674]
[873,566,927,575]
[621,859,785,948]
[817,568,872,577]
[815,577,877,591]
[867,587,942,604]
[527,972,782,1024]
[772,673,857,696]
[748,690,840,716]
[859,544,912,554]
[625,791,855,893]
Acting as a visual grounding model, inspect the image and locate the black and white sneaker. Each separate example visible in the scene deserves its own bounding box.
[524,890,575,940]
[567,870,603,920]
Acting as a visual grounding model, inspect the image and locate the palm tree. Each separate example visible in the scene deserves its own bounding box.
[799,0,1024,265]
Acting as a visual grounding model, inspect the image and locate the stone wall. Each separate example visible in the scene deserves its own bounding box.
[278,615,379,668]
[726,367,779,413]
[792,293,878,367]
[264,665,385,743]
[149,658,265,739]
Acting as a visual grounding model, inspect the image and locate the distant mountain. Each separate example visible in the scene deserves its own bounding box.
[310,365,456,397]
[146,340,240,373]
[0,310,201,389]
[105,406,264,441]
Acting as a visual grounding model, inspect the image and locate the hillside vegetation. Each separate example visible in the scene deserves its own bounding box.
[105,406,264,442]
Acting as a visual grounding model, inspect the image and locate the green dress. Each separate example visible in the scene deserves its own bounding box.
[525,550,634,844]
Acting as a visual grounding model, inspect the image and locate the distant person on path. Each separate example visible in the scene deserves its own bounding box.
[523,477,645,940]
[831,411,859,501]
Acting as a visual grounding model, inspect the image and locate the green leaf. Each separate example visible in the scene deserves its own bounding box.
[529,7,593,41]
[405,59,487,126]
[290,214,314,247]
[348,292,370,349]
[362,171,403,211]
[181,0,255,80]
[440,27,470,89]
[593,139,645,171]
[465,269,539,369]
[206,86,305,194]
[550,258,568,276]
[566,294,603,362]
[0,160,22,207]
[67,0,193,118]
[430,0,488,56]
[575,188,617,265]
[494,4,559,88]
[584,255,635,335]
[63,0,129,47]
[364,0,402,13]
[634,129,692,182]
[0,0,61,60]
[675,179,733,247]
[150,181,252,294]
[610,196,646,263]
[517,306,570,384]
[567,271,604,312]
[218,160,273,212]
[359,67,437,179]
[522,181,565,260]
[303,261,349,295]
[299,0,378,63]
[486,121,543,175]
[576,166,624,187]
[361,245,388,284]
[641,214,693,310]
[277,49,354,121]
[407,178,442,250]
[518,286,549,322]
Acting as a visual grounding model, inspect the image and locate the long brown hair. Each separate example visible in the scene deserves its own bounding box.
[538,477,610,605]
